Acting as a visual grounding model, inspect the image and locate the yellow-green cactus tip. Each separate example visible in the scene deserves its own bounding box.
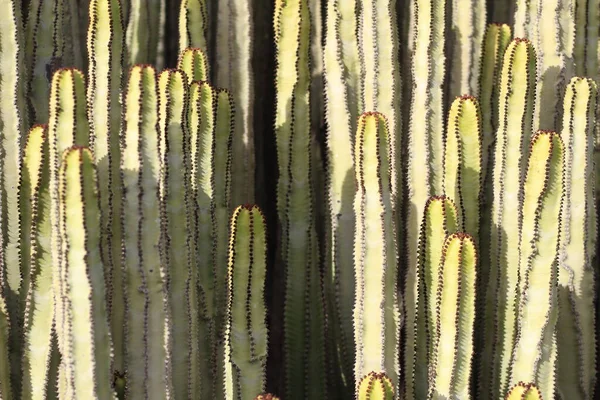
[357,372,394,400]
[505,382,543,400]
[254,394,280,400]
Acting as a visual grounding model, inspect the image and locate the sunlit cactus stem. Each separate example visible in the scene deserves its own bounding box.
[179,0,208,53]
[56,146,114,399]
[224,205,268,399]
[177,47,210,83]
[121,65,172,400]
[412,196,458,399]
[353,112,401,392]
[510,131,564,400]
[505,382,543,400]
[356,372,394,400]
[126,0,165,66]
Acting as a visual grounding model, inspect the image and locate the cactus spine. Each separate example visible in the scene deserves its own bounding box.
[481,38,536,399]
[56,146,113,399]
[353,112,400,392]
[556,77,597,398]
[121,65,172,399]
[356,372,394,400]
[225,205,268,399]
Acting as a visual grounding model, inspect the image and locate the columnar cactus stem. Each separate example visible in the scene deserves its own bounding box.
[121,65,172,400]
[443,95,482,238]
[557,77,597,399]
[356,372,394,400]
[87,0,125,373]
[412,196,458,399]
[215,0,255,205]
[447,0,486,98]
[323,0,361,393]
[428,233,477,399]
[405,1,447,391]
[274,0,325,397]
[0,276,10,400]
[56,146,114,399]
[505,382,543,400]
[177,47,210,84]
[126,0,165,66]
[510,131,564,400]
[573,0,599,77]
[224,205,268,399]
[157,69,195,399]
[179,0,208,53]
[480,38,536,399]
[353,112,400,392]
[20,126,53,400]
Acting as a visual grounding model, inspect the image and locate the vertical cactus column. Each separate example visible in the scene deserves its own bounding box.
[87,0,125,373]
[0,274,10,399]
[505,383,543,400]
[20,125,53,400]
[157,69,195,399]
[356,372,394,400]
[557,77,597,399]
[274,0,325,398]
[411,196,458,399]
[353,112,400,392]
[447,0,486,98]
[215,0,255,205]
[121,65,172,400]
[323,0,361,394]
[177,47,210,83]
[509,131,564,400]
[179,0,208,52]
[56,146,113,399]
[480,38,536,399]
[573,0,599,78]
[126,0,165,66]
[224,205,268,399]
[428,233,477,399]
[405,1,447,391]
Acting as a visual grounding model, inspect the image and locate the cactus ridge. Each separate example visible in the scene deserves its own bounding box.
[505,382,543,400]
[356,372,394,400]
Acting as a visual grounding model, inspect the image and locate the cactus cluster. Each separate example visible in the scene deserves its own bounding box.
[0,0,599,399]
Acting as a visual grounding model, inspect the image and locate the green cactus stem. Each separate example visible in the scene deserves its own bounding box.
[19,125,53,400]
[428,233,477,399]
[275,0,325,398]
[557,77,598,399]
[177,47,210,83]
[121,65,172,400]
[481,38,536,400]
[353,112,400,392]
[0,277,10,400]
[505,382,543,400]
[179,0,208,53]
[412,196,459,399]
[224,205,268,399]
[56,146,114,399]
[126,0,165,66]
[87,0,126,373]
[509,131,564,400]
[356,372,394,400]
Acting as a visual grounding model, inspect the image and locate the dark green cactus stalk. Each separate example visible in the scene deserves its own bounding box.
[214,0,256,206]
[557,77,598,399]
[177,47,210,83]
[56,146,113,398]
[411,196,459,399]
[20,125,53,400]
[157,69,196,399]
[443,95,482,238]
[480,38,536,399]
[447,0,486,98]
[179,0,208,53]
[505,382,543,400]
[224,204,268,399]
[573,0,599,78]
[0,278,10,399]
[121,65,172,399]
[405,1,447,391]
[356,372,394,400]
[353,112,400,392]
[275,0,325,397]
[126,0,165,66]
[87,0,126,373]
[428,233,477,399]
[509,131,564,400]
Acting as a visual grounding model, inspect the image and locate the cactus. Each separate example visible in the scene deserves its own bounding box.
[177,47,210,83]
[179,0,208,53]
[428,233,477,399]
[353,112,400,392]
[505,382,543,400]
[356,372,394,400]
[224,204,268,399]
[56,146,113,398]
[121,65,172,399]
[557,77,598,399]
[126,0,165,66]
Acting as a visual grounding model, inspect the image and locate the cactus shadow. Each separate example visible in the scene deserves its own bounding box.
[538,66,564,131]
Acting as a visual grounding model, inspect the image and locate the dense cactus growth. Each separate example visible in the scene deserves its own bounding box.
[0,0,599,399]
